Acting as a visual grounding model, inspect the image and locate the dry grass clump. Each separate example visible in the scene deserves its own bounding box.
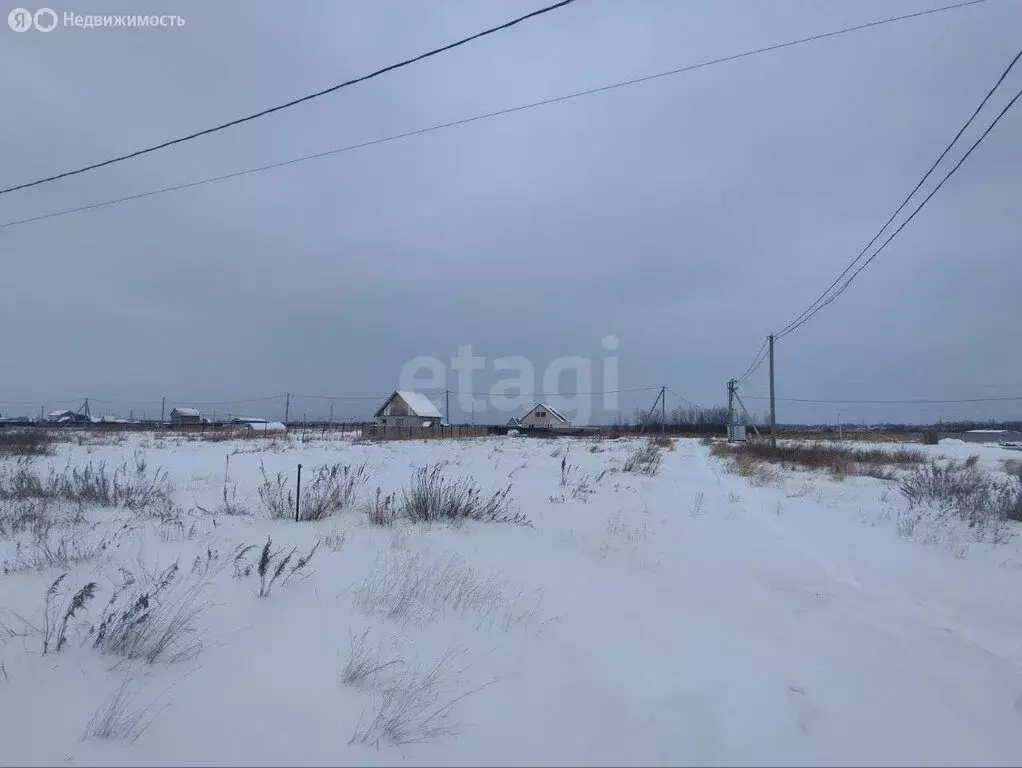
[899,458,1022,534]
[0,430,56,456]
[708,439,925,481]
[256,461,369,521]
[622,439,664,476]
[401,464,528,527]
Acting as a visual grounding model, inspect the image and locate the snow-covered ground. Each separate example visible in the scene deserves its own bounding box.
[2,433,1022,766]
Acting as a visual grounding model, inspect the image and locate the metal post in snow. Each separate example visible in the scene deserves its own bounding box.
[295,463,302,522]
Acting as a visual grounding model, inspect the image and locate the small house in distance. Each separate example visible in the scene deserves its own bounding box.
[374,390,442,428]
[520,402,571,429]
[45,409,88,424]
[506,417,523,428]
[169,407,204,425]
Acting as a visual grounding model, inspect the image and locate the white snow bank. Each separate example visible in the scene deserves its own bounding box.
[1,434,1021,765]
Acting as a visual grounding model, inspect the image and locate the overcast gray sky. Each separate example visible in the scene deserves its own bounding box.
[1,0,1020,425]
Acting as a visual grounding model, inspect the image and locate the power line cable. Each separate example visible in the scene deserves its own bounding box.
[773,47,1022,341]
[776,84,1022,340]
[666,387,704,410]
[0,0,990,231]
[0,0,578,196]
[744,394,1022,404]
[737,339,770,383]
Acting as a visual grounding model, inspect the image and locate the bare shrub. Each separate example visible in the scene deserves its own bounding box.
[349,647,494,748]
[0,453,176,517]
[731,452,778,487]
[90,563,207,664]
[299,462,370,521]
[921,430,940,445]
[1003,459,1022,480]
[82,675,167,743]
[650,434,673,449]
[256,462,293,519]
[0,430,56,456]
[364,488,398,527]
[898,460,1021,542]
[401,464,529,526]
[0,458,59,501]
[622,440,664,476]
[257,461,369,521]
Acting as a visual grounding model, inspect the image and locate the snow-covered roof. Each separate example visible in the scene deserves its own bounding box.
[231,417,268,424]
[967,429,1008,434]
[171,407,201,417]
[376,391,442,419]
[240,421,286,432]
[523,402,570,423]
[47,409,73,418]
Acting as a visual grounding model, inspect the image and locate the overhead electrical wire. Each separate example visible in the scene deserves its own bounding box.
[776,86,1022,340]
[773,46,1022,341]
[667,387,704,410]
[0,0,991,232]
[744,394,1022,404]
[737,339,770,384]
[0,0,578,196]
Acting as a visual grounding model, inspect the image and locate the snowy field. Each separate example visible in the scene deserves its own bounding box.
[2,432,1022,766]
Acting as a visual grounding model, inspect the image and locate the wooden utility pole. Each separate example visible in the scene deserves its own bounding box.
[160,396,166,425]
[284,393,291,425]
[639,389,663,434]
[329,403,334,425]
[445,390,450,426]
[768,334,776,447]
[726,379,736,440]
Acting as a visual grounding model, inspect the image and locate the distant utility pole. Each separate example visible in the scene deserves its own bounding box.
[445,390,450,426]
[329,403,334,425]
[768,334,776,448]
[726,379,736,440]
[39,403,44,422]
[284,393,291,425]
[639,388,663,434]
[160,395,166,424]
